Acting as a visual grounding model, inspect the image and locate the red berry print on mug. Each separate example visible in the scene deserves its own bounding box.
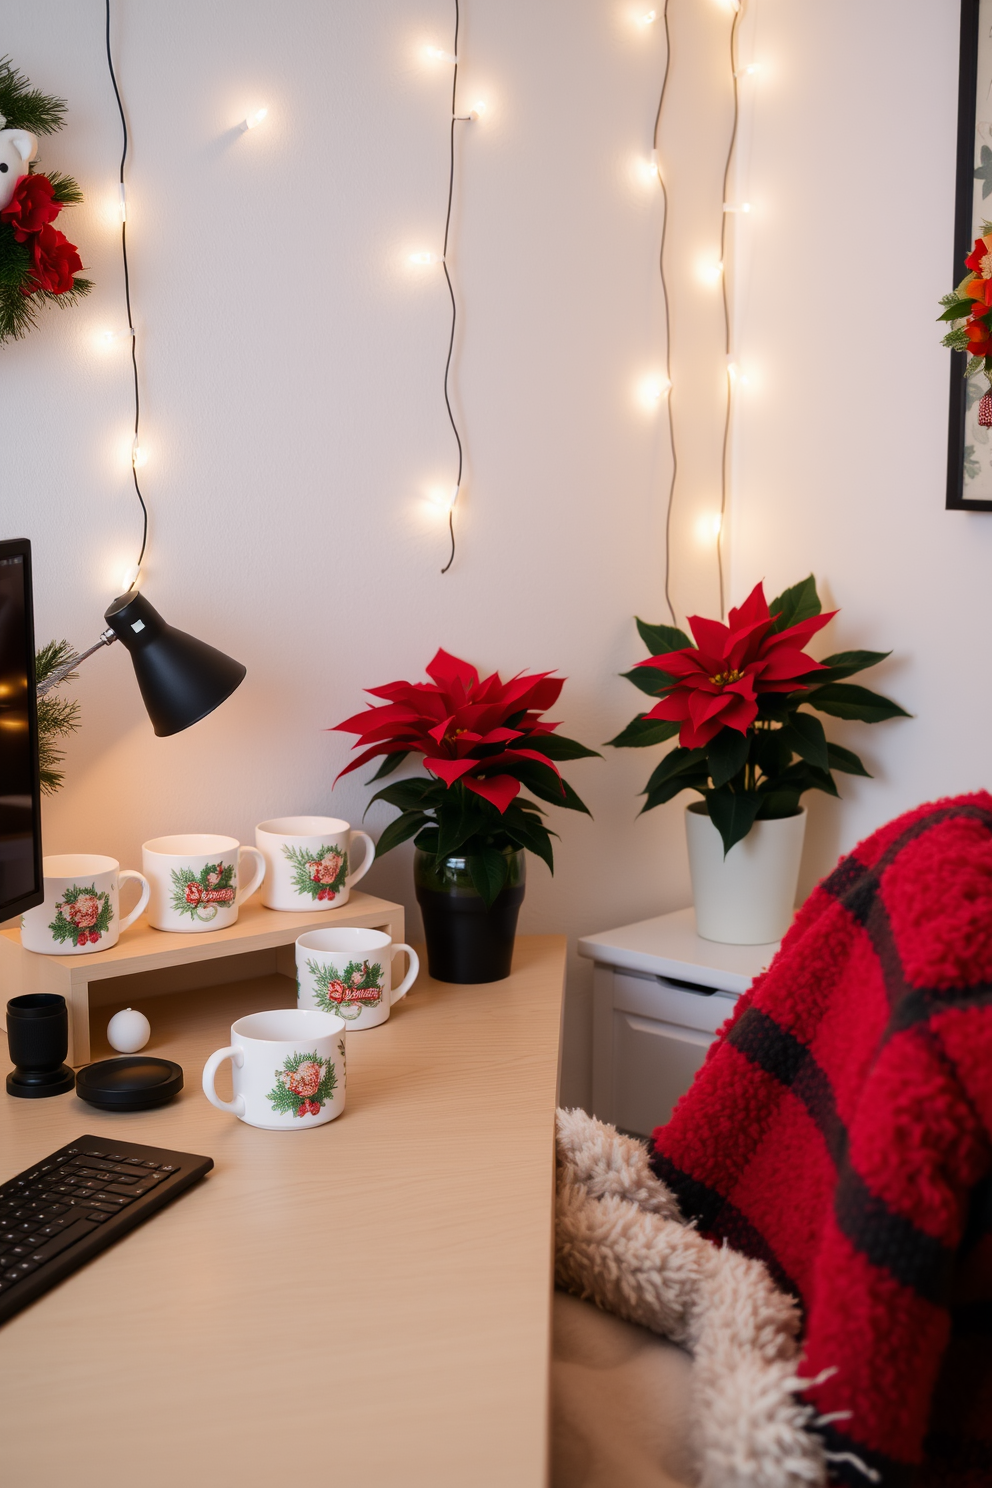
[265,1050,338,1119]
[170,861,236,922]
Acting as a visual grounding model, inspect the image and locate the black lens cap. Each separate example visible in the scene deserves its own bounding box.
[75,1057,183,1111]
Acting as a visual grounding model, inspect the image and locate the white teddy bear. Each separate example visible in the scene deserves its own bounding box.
[0,118,38,211]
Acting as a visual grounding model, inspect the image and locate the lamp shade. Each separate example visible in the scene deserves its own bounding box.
[104,591,246,737]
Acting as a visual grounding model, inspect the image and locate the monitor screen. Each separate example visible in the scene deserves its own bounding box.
[0,539,43,919]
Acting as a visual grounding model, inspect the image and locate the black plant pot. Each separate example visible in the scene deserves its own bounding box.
[414,848,526,984]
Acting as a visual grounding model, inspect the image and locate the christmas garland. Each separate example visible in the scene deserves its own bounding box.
[0,57,90,345]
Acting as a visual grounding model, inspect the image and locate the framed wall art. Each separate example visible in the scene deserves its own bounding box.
[948,0,992,509]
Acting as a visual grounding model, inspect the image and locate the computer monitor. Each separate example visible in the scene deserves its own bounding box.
[0,537,43,918]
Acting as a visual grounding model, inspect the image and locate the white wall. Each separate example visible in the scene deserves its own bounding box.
[1,1,973,1108]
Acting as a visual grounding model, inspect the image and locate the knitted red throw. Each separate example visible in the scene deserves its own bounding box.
[650,794,992,1487]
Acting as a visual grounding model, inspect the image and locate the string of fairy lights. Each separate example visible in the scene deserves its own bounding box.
[98,2,755,599]
[640,0,756,623]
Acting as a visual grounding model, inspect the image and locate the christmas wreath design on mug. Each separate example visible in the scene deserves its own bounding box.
[265,1049,339,1119]
[306,958,384,1020]
[282,843,348,902]
[48,883,112,947]
[170,861,236,922]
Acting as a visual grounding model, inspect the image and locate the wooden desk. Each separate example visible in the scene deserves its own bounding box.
[0,936,565,1488]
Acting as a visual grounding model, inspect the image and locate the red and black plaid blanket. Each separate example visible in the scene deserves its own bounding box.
[650,794,992,1486]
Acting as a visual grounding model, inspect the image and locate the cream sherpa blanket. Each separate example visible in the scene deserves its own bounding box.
[555,1108,833,1488]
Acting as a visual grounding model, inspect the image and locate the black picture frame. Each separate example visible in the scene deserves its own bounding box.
[948,0,991,510]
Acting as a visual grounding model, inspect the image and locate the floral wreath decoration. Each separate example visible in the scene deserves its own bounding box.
[0,57,91,346]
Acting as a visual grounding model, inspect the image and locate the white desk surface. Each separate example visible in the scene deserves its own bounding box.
[0,936,566,1488]
[577,906,779,995]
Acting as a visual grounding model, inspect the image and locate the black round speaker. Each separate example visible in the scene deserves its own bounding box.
[75,1056,183,1111]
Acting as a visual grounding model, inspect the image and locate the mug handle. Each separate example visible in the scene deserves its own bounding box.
[390,943,420,1005]
[346,831,375,890]
[237,846,266,906]
[202,1045,246,1116]
[118,870,151,934]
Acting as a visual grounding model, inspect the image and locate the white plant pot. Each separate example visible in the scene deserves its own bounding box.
[685,803,807,946]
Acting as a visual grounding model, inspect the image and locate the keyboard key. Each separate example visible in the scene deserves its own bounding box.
[102,1184,143,1199]
[141,1161,159,1169]
[110,1174,140,1186]
[83,1150,106,1159]
[30,1218,99,1262]
[122,1157,145,1166]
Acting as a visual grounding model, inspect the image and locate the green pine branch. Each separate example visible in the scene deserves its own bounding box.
[0,57,67,135]
[35,639,80,795]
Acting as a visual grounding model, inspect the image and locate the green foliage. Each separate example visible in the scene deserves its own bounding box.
[169,861,235,919]
[35,639,80,795]
[611,576,909,854]
[282,842,347,900]
[45,171,83,206]
[0,56,67,135]
[635,618,692,654]
[48,883,112,945]
[308,958,383,1019]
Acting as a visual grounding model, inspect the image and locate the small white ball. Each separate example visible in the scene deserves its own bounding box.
[107,1007,151,1054]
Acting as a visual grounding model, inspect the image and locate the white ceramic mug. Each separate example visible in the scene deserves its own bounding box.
[296,927,419,1030]
[202,1008,347,1130]
[20,854,150,956]
[256,816,374,911]
[142,834,265,933]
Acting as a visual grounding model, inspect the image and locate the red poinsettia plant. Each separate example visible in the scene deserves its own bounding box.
[610,576,908,854]
[332,648,598,904]
[940,225,992,413]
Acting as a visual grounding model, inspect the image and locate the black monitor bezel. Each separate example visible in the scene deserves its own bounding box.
[0,537,44,919]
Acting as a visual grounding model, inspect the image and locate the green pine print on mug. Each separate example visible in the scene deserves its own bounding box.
[282,843,348,903]
[265,1050,338,1119]
[170,861,236,921]
[48,883,112,947]
[306,957,384,1019]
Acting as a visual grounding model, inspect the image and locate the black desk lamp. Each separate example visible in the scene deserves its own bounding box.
[36,590,246,736]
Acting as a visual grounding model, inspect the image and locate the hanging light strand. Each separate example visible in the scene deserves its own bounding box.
[716,2,743,620]
[651,1,678,625]
[438,0,470,575]
[104,0,147,591]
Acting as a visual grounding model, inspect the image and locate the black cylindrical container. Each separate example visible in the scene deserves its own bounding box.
[414,849,526,984]
[6,993,75,1098]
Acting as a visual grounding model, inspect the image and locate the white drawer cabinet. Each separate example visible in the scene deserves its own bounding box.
[579,909,778,1139]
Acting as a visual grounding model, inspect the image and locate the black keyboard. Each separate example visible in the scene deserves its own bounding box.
[0,1135,213,1323]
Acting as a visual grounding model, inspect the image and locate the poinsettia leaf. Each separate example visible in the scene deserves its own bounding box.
[780,712,829,771]
[621,666,677,697]
[643,746,708,795]
[755,789,802,818]
[815,650,891,683]
[436,788,491,858]
[413,826,440,853]
[705,790,762,855]
[639,773,709,813]
[635,618,692,656]
[804,682,910,723]
[512,761,592,814]
[607,715,681,749]
[938,300,976,321]
[367,777,439,815]
[531,733,601,761]
[752,726,792,777]
[366,750,413,783]
[373,810,429,859]
[768,575,821,633]
[499,811,555,873]
[826,742,872,777]
[467,847,510,908]
[769,761,840,797]
[707,728,750,789]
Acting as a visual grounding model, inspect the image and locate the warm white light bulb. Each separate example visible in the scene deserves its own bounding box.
[243,106,268,130]
[723,201,751,213]
[695,512,723,544]
[409,251,440,265]
[639,9,658,23]
[470,100,486,119]
[737,62,760,77]
[120,564,141,592]
[637,374,671,410]
[425,46,458,64]
[697,258,724,286]
[445,484,460,512]
[118,183,127,223]
[131,439,147,469]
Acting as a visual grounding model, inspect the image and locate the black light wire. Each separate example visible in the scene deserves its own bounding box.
[105,0,147,588]
[717,4,743,621]
[652,1,677,625]
[440,0,470,574]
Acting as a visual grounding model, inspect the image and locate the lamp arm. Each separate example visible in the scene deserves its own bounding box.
[36,629,118,698]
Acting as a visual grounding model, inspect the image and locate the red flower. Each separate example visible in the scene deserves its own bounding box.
[26,223,83,296]
[333,648,567,813]
[637,582,834,749]
[0,173,61,242]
